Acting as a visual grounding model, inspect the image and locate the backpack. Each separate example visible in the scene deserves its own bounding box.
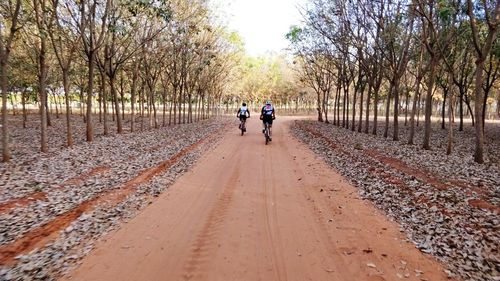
[239,106,248,115]
[262,105,273,116]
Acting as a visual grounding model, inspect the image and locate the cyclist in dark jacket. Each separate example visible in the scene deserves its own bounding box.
[260,100,275,140]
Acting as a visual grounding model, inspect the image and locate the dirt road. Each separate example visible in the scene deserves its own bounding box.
[63,118,450,281]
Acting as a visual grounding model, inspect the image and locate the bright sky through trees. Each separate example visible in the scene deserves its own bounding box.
[218,0,306,56]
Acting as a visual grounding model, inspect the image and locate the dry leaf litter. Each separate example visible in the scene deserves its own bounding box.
[291,120,499,281]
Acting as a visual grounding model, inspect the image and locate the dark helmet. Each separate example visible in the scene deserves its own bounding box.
[242,102,247,106]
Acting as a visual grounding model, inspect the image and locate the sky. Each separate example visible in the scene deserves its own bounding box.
[216,0,307,56]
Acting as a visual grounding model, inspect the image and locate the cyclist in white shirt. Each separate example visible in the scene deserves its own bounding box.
[237,103,250,132]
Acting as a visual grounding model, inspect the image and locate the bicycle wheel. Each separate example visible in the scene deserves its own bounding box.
[264,126,269,145]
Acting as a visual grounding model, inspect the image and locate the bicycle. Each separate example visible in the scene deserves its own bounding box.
[239,117,248,136]
[264,122,271,145]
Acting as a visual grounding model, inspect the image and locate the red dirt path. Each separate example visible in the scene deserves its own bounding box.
[63,118,452,281]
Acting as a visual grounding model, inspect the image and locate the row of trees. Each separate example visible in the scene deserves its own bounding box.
[222,52,316,113]
[1,0,239,162]
[289,0,499,163]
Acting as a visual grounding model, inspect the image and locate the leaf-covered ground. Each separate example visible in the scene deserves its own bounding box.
[291,119,499,281]
[0,114,234,280]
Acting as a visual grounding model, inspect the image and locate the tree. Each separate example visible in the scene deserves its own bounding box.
[0,0,22,161]
[467,0,500,163]
[48,0,79,147]
[415,0,459,150]
[33,0,51,152]
[78,0,111,142]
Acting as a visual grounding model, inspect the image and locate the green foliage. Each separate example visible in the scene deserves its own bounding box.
[490,38,500,58]
[437,0,455,23]
[227,31,245,51]
[286,25,303,44]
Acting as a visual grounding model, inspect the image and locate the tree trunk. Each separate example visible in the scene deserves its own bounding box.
[372,74,382,135]
[178,83,182,124]
[152,92,158,129]
[473,60,485,163]
[351,85,357,131]
[497,93,500,118]
[358,83,364,133]
[173,85,177,125]
[342,83,346,128]
[62,72,73,147]
[447,76,454,155]
[323,90,329,124]
[384,85,392,138]
[98,77,102,123]
[120,72,125,122]
[110,76,122,134]
[364,84,371,133]
[162,87,167,127]
[393,77,401,141]
[464,95,475,126]
[459,91,464,131]
[86,51,95,142]
[100,70,108,136]
[345,85,349,129]
[147,88,152,129]
[441,91,447,130]
[1,61,11,161]
[332,86,337,125]
[316,91,323,122]
[188,92,193,124]
[79,85,85,121]
[423,57,438,150]
[53,91,60,119]
[417,91,422,126]
[111,92,115,122]
[408,75,423,145]
[22,89,27,128]
[404,85,409,126]
[39,28,49,153]
[130,62,139,133]
[200,93,205,121]
[10,94,16,115]
[140,83,144,131]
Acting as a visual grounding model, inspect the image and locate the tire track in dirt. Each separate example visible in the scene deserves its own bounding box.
[278,128,358,280]
[60,117,451,281]
[262,146,288,281]
[182,152,242,280]
[0,136,214,266]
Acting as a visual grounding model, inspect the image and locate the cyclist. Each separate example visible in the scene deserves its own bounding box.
[260,100,275,140]
[237,102,250,132]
